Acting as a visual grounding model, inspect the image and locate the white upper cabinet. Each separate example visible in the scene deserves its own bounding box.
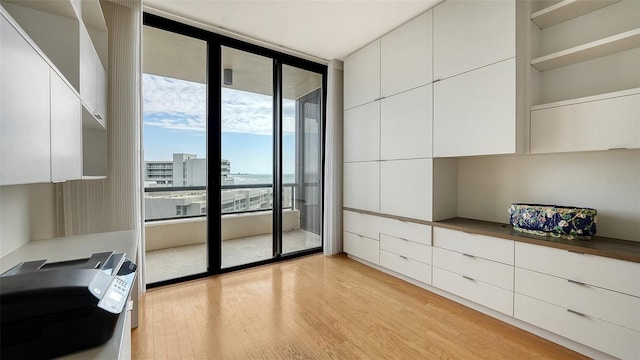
[381,10,433,97]
[0,12,51,185]
[344,40,380,110]
[344,102,380,162]
[433,0,516,80]
[434,58,517,157]
[51,70,82,182]
[380,85,432,160]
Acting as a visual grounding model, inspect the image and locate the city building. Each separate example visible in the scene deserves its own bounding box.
[144,154,233,187]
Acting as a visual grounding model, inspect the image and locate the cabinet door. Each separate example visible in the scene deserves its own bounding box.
[343,161,379,212]
[380,85,432,160]
[531,93,640,153]
[51,70,82,182]
[344,102,380,162]
[79,24,97,114]
[1,15,51,185]
[433,0,515,80]
[344,40,380,110]
[380,159,432,221]
[381,10,432,97]
[95,61,106,123]
[433,58,516,157]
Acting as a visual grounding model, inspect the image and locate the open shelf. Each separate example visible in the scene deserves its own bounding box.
[531,0,621,29]
[531,87,640,111]
[531,28,640,71]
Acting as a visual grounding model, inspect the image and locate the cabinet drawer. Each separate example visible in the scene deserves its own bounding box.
[515,242,640,297]
[433,247,513,291]
[343,210,380,240]
[380,234,432,264]
[433,267,513,316]
[433,227,514,265]
[516,267,640,332]
[344,231,379,265]
[380,250,431,285]
[379,217,431,245]
[515,294,640,360]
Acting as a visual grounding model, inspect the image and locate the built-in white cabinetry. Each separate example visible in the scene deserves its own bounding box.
[343,102,380,162]
[433,59,517,157]
[380,159,432,221]
[432,228,515,315]
[380,85,432,160]
[432,0,524,158]
[343,210,380,265]
[433,0,515,80]
[0,12,51,185]
[380,11,432,97]
[529,0,640,154]
[51,71,82,182]
[514,242,640,359]
[343,162,379,213]
[379,218,432,284]
[343,40,380,110]
[0,1,108,183]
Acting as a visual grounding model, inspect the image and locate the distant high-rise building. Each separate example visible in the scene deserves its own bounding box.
[144,153,233,187]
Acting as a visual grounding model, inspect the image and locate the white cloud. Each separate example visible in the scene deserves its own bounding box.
[143,74,296,135]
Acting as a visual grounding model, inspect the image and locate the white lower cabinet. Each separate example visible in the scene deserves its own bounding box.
[433,227,514,265]
[433,247,513,291]
[515,294,640,360]
[433,267,513,315]
[343,210,380,241]
[515,242,640,359]
[344,231,379,265]
[380,234,432,265]
[380,250,431,285]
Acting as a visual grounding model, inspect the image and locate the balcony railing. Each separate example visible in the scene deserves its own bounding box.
[144,183,296,222]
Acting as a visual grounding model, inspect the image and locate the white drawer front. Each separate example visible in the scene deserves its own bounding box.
[343,231,379,265]
[433,227,514,265]
[515,294,640,360]
[380,250,432,285]
[516,267,640,332]
[343,210,380,240]
[515,242,640,297]
[380,234,432,264]
[433,247,514,291]
[379,217,432,245]
[432,267,513,316]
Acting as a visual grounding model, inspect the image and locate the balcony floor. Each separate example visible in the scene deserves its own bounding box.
[145,229,321,284]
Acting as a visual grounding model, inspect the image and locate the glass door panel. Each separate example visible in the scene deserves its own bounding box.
[142,25,208,284]
[281,65,323,254]
[220,46,274,268]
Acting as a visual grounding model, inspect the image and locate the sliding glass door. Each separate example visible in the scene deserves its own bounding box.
[143,13,326,285]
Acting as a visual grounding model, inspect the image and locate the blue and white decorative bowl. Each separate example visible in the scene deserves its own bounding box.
[508,203,597,240]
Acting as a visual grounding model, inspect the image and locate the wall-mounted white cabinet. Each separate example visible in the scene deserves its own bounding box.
[344,102,380,162]
[343,40,380,110]
[529,0,640,154]
[380,85,432,160]
[80,23,107,123]
[380,10,432,97]
[51,71,82,182]
[343,162,379,213]
[0,12,51,185]
[433,0,516,80]
[433,59,518,157]
[380,159,432,221]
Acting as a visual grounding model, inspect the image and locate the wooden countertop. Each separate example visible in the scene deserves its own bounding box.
[342,208,640,263]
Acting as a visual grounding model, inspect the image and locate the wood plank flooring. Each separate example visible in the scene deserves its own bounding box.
[132,253,588,359]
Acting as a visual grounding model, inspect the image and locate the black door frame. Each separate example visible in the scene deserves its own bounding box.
[143,13,327,287]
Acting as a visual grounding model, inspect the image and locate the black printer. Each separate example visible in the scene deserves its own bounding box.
[0,251,137,359]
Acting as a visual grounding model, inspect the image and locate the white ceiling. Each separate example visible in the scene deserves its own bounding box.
[143,0,443,62]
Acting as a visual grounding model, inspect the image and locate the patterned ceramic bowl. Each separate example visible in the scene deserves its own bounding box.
[508,203,597,240]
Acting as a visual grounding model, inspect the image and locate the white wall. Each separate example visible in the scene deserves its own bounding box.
[457,150,640,241]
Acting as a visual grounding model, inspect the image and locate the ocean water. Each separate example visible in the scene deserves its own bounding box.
[231,174,295,185]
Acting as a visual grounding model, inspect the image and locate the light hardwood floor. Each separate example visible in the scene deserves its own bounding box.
[132,253,588,359]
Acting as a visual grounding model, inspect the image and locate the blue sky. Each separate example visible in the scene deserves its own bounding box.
[143,74,296,174]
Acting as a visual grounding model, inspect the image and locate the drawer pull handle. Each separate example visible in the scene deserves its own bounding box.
[462,253,475,258]
[462,275,474,281]
[568,279,586,286]
[568,250,584,255]
[567,309,586,317]
[399,255,409,260]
